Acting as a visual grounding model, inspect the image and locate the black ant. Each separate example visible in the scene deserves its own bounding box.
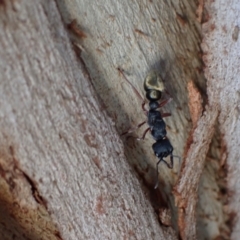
[118,68,180,188]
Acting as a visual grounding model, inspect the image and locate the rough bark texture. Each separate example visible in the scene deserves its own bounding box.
[202,0,240,239]
[0,1,178,239]
[0,0,239,239]
[57,0,208,239]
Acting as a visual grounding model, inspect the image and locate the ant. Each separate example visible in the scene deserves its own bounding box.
[118,68,180,188]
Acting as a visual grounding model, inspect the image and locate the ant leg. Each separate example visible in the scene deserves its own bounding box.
[154,156,174,189]
[162,155,181,170]
[161,113,171,118]
[161,158,173,169]
[154,159,162,189]
[127,127,150,141]
[136,127,150,140]
[118,68,149,115]
[142,101,148,114]
[165,89,172,99]
[121,121,146,136]
[117,67,145,103]
[157,98,172,108]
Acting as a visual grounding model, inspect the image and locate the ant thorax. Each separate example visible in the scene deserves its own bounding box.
[149,101,160,110]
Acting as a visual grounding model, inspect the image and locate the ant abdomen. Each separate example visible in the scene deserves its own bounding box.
[144,71,164,101]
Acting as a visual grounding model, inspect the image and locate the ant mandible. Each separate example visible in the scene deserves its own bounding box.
[118,68,179,188]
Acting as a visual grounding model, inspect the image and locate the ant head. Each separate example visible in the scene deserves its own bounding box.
[144,71,165,93]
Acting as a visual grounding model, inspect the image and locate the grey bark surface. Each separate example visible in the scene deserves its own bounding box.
[202,1,240,239]
[0,1,177,240]
[0,0,239,239]
[57,0,208,239]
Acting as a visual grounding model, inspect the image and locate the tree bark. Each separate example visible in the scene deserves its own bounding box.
[0,0,239,239]
[0,1,177,239]
[201,1,240,240]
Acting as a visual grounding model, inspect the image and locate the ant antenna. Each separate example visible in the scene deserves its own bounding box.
[117,67,145,103]
[154,155,182,189]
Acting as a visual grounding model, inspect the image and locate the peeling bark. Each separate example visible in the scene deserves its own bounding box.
[174,105,219,239]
